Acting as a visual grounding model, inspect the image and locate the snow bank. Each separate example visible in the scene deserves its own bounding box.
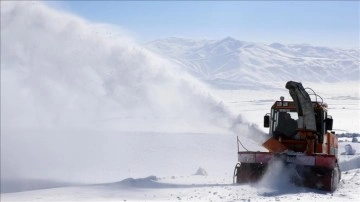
[193,167,208,176]
[340,156,360,172]
[339,142,360,172]
[112,176,167,188]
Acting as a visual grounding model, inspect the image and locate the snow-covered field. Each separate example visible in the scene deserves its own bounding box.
[1,136,360,202]
[1,1,359,201]
[2,170,360,202]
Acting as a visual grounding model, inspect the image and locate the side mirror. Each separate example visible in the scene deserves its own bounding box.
[264,114,270,128]
[325,116,333,131]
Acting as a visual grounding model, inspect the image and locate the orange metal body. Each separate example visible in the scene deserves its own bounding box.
[270,100,337,156]
[234,81,340,191]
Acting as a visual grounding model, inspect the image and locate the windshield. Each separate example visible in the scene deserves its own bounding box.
[271,110,298,138]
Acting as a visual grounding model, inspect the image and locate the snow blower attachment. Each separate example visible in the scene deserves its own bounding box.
[234,81,340,191]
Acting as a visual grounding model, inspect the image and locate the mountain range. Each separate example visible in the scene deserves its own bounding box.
[145,37,359,89]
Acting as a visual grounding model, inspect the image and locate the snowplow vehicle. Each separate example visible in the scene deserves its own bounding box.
[234,81,340,191]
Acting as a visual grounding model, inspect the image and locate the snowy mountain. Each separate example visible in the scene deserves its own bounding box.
[145,37,360,89]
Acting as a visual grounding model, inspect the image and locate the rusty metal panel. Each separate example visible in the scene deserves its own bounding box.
[315,156,336,168]
[262,138,287,152]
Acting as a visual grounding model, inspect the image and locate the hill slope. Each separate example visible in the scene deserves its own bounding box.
[146,37,359,89]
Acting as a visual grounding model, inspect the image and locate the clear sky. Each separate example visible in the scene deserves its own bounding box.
[46,1,359,49]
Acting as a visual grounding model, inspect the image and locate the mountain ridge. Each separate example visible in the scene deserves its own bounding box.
[145,37,359,89]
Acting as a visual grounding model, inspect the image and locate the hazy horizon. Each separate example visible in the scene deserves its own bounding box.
[45,1,359,49]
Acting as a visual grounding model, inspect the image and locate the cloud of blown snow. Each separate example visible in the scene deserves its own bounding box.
[1,1,263,183]
[1,1,235,132]
[256,160,301,195]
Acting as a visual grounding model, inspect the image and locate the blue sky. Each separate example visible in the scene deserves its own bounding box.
[46,1,359,49]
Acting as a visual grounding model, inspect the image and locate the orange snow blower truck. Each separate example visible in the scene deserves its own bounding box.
[234,81,340,191]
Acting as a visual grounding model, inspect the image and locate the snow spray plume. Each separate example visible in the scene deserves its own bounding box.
[1,1,237,132]
[256,160,300,194]
[1,1,244,183]
[230,114,268,151]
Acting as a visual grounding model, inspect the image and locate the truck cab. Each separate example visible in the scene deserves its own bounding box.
[263,97,335,154]
[264,98,333,139]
